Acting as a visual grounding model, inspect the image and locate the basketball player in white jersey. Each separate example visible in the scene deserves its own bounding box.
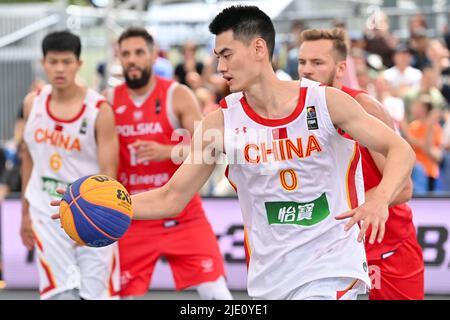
[22,30,120,299]
[53,6,415,300]
[297,28,424,300]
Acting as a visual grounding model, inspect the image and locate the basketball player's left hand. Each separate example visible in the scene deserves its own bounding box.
[50,188,66,220]
[335,198,389,244]
[130,140,171,162]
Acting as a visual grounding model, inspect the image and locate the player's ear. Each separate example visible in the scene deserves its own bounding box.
[254,38,267,61]
[336,59,347,78]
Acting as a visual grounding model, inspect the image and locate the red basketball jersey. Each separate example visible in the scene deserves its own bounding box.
[113,77,204,229]
[341,85,415,260]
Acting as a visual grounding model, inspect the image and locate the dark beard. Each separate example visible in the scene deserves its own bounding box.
[325,69,336,86]
[303,69,336,86]
[124,67,152,89]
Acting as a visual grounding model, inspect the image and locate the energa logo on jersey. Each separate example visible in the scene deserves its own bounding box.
[264,193,330,227]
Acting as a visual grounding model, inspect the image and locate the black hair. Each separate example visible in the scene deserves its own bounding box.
[418,95,434,113]
[208,5,275,60]
[118,27,154,50]
[42,30,81,59]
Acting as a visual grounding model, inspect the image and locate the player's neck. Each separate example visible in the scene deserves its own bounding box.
[333,79,343,90]
[128,76,156,98]
[244,69,300,118]
[51,83,84,102]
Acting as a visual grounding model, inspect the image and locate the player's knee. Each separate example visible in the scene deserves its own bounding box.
[196,275,233,300]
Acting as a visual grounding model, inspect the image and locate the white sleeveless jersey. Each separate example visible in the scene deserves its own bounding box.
[222,78,371,299]
[24,85,104,214]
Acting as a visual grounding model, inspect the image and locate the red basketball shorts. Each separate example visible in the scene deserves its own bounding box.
[368,231,424,300]
[119,218,226,297]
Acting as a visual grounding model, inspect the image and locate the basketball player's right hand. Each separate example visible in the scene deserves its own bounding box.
[50,188,66,220]
[335,197,389,244]
[20,213,34,250]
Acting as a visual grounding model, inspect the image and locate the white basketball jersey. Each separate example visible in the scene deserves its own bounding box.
[24,85,103,214]
[222,79,371,299]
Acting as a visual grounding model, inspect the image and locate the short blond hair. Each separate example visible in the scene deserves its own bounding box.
[300,28,349,61]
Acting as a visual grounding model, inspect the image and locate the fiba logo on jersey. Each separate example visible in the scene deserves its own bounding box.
[79,118,88,135]
[306,106,319,130]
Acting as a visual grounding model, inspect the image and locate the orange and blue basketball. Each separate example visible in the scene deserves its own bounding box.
[59,174,133,247]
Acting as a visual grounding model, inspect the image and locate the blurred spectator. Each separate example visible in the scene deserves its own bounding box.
[443,111,450,150]
[153,56,174,80]
[355,64,376,98]
[409,28,431,70]
[0,79,45,202]
[351,48,368,70]
[402,96,443,192]
[195,88,235,198]
[185,71,203,90]
[427,38,450,105]
[0,115,23,201]
[349,31,367,51]
[0,140,21,200]
[408,14,428,37]
[153,44,173,79]
[383,43,422,96]
[444,26,450,50]
[375,75,405,130]
[174,42,204,87]
[195,87,219,115]
[442,69,450,105]
[285,21,305,80]
[427,39,450,71]
[96,62,107,92]
[403,66,447,121]
[96,60,124,92]
[272,50,292,81]
[206,73,230,103]
[15,79,45,127]
[437,110,450,191]
[95,39,122,92]
[364,11,398,68]
[0,147,5,191]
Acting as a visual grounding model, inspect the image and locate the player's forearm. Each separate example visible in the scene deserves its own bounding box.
[156,143,190,162]
[168,143,191,163]
[373,141,415,206]
[20,147,33,208]
[21,174,31,217]
[130,185,180,220]
[388,177,413,206]
[99,161,118,179]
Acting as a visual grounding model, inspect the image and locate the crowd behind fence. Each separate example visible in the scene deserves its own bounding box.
[0,2,450,199]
